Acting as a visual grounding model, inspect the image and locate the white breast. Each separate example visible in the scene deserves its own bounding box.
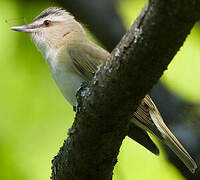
[46,49,83,106]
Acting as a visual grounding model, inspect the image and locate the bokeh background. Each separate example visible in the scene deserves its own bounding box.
[1,0,200,179]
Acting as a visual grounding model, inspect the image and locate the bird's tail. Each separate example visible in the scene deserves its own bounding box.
[132,95,197,173]
[149,109,197,173]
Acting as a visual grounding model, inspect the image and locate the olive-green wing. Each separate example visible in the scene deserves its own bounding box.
[67,41,109,81]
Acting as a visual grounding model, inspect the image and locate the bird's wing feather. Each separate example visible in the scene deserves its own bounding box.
[67,41,109,81]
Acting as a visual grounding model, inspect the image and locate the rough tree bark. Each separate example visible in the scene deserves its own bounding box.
[51,1,200,180]
[53,0,200,179]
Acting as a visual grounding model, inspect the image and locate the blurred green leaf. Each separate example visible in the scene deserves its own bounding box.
[1,0,199,179]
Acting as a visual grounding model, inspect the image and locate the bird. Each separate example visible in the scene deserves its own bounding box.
[10,7,197,173]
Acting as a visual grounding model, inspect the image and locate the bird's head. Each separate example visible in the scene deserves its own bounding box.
[10,7,85,56]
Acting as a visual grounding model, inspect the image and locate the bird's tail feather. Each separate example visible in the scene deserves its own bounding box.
[132,95,197,173]
[149,110,197,173]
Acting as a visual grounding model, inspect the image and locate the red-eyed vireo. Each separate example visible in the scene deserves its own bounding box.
[10,7,197,173]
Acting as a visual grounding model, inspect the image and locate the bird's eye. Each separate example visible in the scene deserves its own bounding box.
[43,20,51,27]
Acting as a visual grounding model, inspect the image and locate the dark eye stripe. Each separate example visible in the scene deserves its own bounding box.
[30,21,60,30]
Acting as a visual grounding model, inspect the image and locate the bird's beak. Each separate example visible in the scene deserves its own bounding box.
[10,24,36,33]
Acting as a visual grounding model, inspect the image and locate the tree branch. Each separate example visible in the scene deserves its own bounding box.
[51,1,200,179]
[53,0,200,178]
[53,1,200,177]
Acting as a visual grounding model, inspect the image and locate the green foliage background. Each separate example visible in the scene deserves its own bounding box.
[1,0,200,179]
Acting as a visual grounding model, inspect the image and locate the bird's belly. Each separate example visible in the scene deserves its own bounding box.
[50,65,83,106]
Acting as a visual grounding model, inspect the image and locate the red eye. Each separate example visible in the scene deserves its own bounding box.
[43,20,51,27]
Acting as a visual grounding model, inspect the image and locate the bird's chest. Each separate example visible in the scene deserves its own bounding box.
[47,54,83,106]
